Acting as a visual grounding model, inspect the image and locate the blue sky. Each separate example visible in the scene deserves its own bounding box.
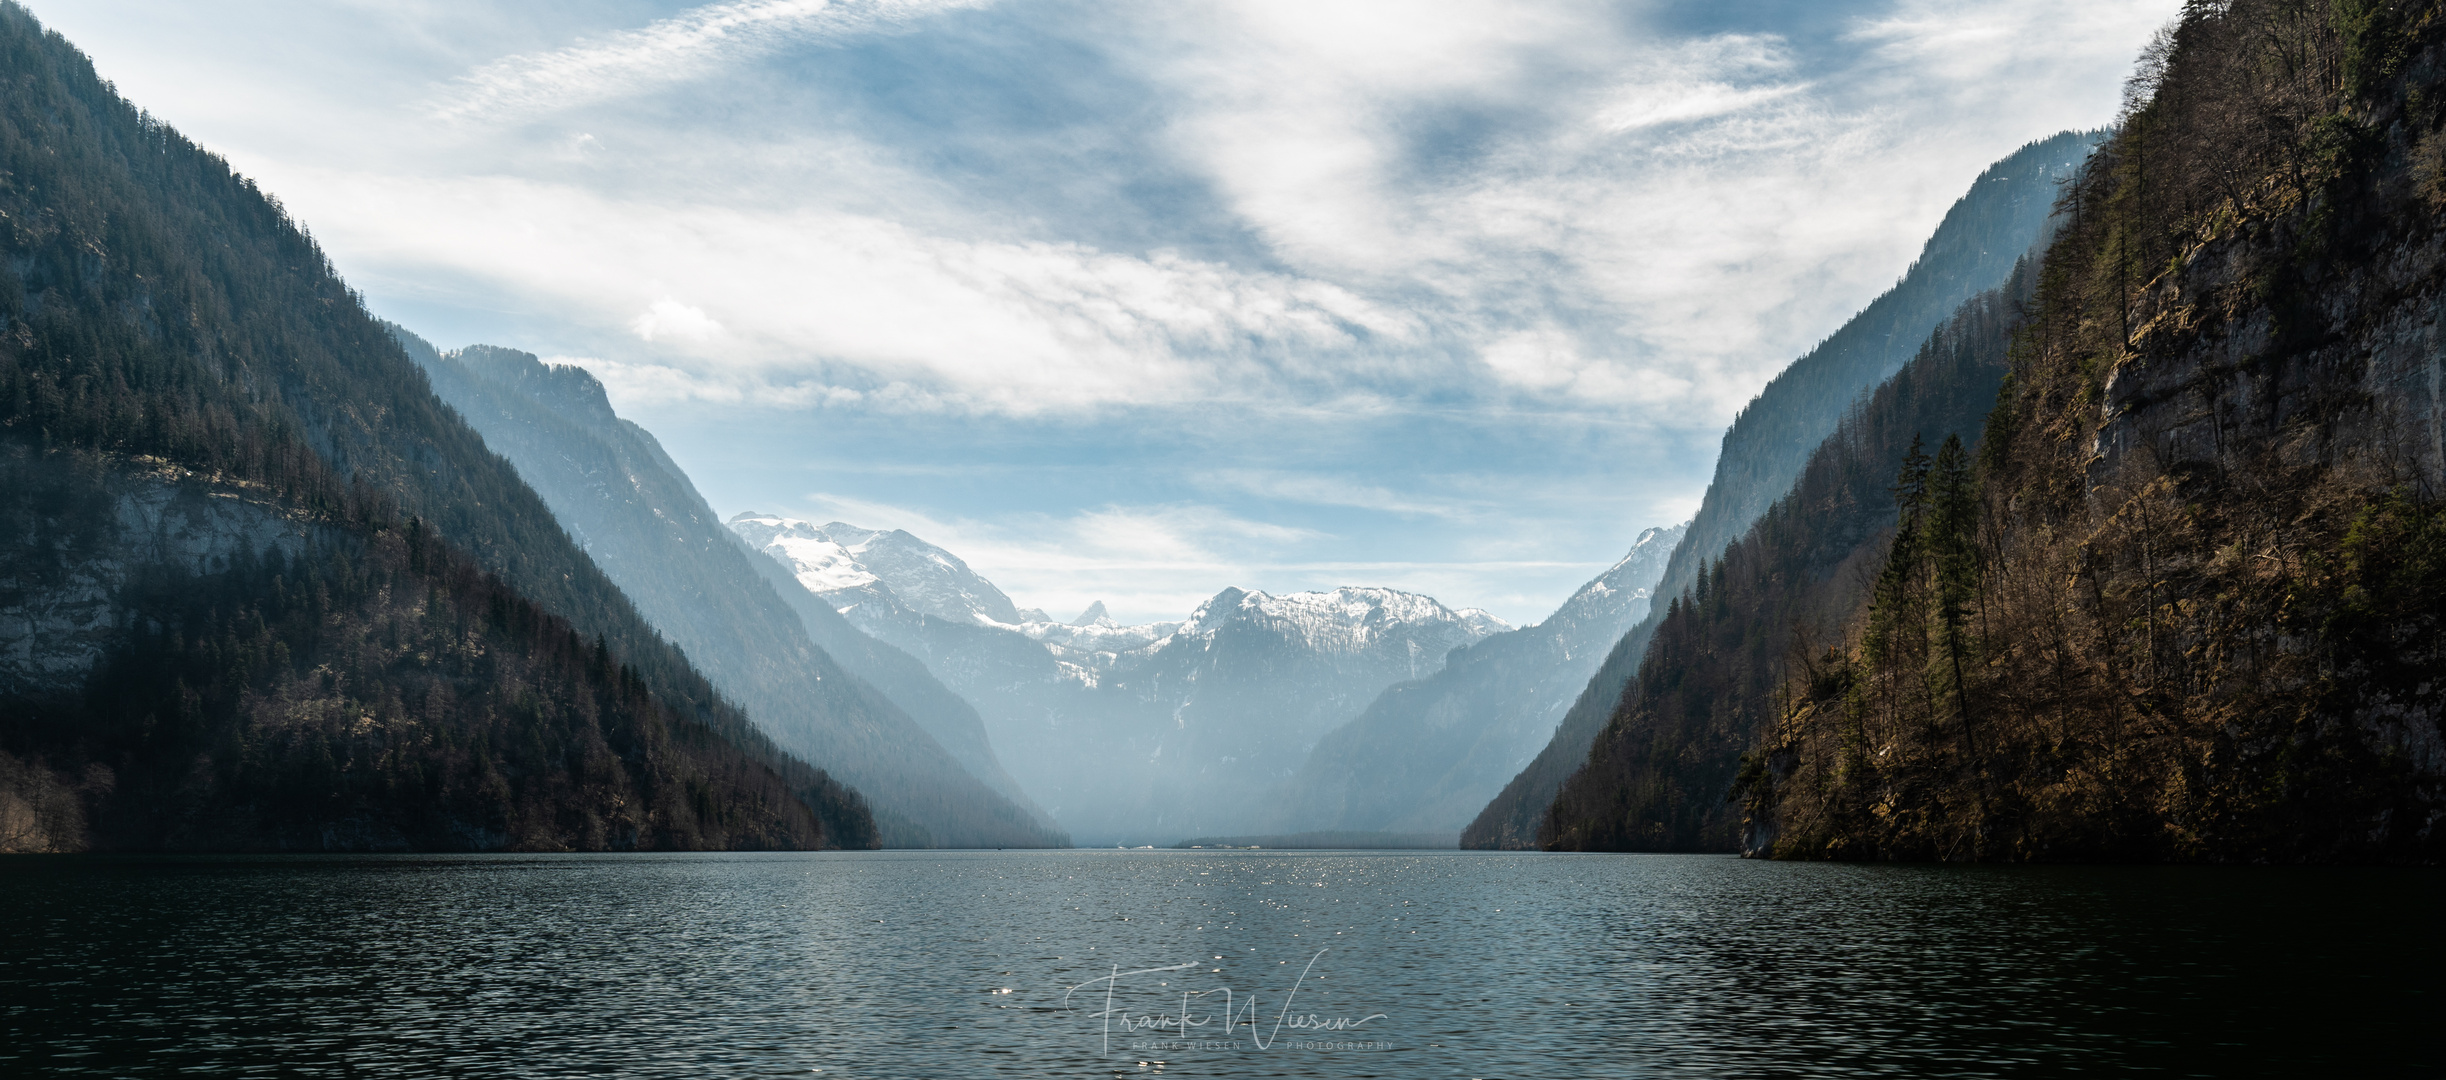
[39,0,2175,624]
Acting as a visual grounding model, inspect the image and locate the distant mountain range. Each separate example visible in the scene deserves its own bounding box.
[389,338,1063,848]
[733,513,1508,843]
[1261,522,1684,836]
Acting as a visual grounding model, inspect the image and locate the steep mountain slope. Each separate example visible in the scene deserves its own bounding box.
[388,337,1060,847]
[0,3,869,852]
[1542,277,2025,851]
[1261,522,1684,835]
[1464,130,2101,848]
[1545,0,2446,863]
[1737,0,2446,862]
[733,513,1509,843]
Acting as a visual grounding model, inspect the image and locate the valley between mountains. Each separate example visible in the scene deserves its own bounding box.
[3,0,2440,864]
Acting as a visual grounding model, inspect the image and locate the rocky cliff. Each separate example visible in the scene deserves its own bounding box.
[1548,0,2446,863]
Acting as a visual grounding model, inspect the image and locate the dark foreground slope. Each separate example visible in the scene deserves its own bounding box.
[1744,0,2446,862]
[1463,131,2099,847]
[393,337,1061,847]
[0,3,872,851]
[1550,0,2446,862]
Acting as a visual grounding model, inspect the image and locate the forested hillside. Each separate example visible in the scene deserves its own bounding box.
[1463,132,2099,848]
[1548,0,2446,863]
[393,335,1061,848]
[1542,277,2026,850]
[0,2,872,851]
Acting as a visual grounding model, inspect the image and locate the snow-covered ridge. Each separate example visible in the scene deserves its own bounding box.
[1535,524,1672,629]
[730,512,1021,625]
[991,586,1510,674]
[723,510,1530,841]
[1007,618,1182,653]
[730,513,1510,652]
[1177,586,1509,654]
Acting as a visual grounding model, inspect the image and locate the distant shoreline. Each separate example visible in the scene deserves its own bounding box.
[1170,831,1458,850]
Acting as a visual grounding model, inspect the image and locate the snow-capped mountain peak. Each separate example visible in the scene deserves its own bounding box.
[1177,585,1512,656]
[1539,524,1679,629]
[729,514,880,594]
[727,509,1538,842]
[728,512,1021,625]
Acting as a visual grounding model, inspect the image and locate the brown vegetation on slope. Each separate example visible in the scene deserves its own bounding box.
[1744,0,2446,862]
[1539,280,2026,852]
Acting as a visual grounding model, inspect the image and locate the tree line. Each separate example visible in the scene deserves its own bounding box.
[0,0,874,850]
[1731,0,2446,862]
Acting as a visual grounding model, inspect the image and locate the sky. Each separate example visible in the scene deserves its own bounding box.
[35,0,2178,625]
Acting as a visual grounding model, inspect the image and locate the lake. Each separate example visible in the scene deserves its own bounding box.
[1,851,2435,1077]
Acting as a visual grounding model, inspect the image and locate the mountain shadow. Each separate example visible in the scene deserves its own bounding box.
[1465,129,2103,848]
[0,2,871,852]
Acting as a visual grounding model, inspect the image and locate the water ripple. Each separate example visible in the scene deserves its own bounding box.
[0,852,2434,1077]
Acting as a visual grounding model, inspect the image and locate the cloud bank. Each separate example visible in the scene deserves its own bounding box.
[34,0,2180,621]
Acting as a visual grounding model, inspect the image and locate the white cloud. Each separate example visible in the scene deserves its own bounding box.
[1200,469,1481,521]
[629,299,724,344]
[1109,0,2173,421]
[42,0,2180,621]
[1850,0,2177,88]
[211,0,2174,430]
[273,168,1427,414]
[429,0,991,124]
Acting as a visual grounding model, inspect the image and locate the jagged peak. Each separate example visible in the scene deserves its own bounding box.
[726,512,1021,625]
[1175,584,1512,647]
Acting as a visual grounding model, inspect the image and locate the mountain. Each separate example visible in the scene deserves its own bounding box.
[1259,522,1684,835]
[386,338,1062,848]
[732,513,1510,843]
[1545,275,2023,852]
[1463,129,2103,848]
[1550,0,2446,863]
[741,518,1026,626]
[0,2,870,852]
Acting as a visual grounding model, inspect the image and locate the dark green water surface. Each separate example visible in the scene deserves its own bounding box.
[1,851,2435,1077]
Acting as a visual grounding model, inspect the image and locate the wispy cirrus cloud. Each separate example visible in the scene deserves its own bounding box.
[34,0,2180,621]
[294,168,1425,413]
[428,0,989,124]
[1199,469,1485,522]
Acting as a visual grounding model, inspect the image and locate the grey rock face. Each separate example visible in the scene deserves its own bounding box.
[2,448,321,700]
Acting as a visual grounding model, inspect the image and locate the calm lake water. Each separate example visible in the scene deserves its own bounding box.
[1,850,2435,1078]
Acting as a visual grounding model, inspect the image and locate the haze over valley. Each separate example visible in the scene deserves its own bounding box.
[5,2,2441,1073]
